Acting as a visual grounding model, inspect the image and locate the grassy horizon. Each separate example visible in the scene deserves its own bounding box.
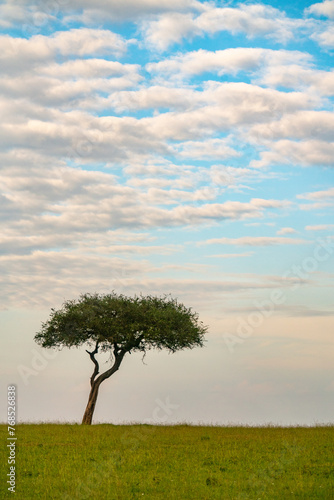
[1,424,333,499]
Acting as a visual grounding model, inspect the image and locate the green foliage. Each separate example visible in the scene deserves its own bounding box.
[1,424,333,499]
[34,293,207,354]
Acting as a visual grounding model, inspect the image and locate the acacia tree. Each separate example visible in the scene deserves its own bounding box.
[35,293,207,425]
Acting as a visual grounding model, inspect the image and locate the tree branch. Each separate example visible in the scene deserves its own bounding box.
[95,348,126,386]
[122,333,144,353]
[113,342,120,357]
[95,335,145,387]
[86,341,100,386]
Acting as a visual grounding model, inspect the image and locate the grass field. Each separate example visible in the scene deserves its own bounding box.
[1,424,334,499]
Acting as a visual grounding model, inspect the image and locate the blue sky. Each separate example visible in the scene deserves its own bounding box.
[1,0,333,424]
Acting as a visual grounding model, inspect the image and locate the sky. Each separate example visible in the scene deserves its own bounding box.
[1,0,333,425]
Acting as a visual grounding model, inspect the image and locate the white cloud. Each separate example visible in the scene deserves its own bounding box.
[260,64,334,96]
[0,3,30,28]
[210,252,254,258]
[297,188,334,211]
[305,224,334,230]
[141,4,310,51]
[146,48,311,78]
[249,111,334,142]
[0,250,152,308]
[0,154,294,271]
[135,186,219,205]
[313,25,334,47]
[67,0,201,18]
[194,4,305,42]
[138,83,316,142]
[0,8,330,300]
[299,202,334,211]
[99,86,202,113]
[276,227,297,235]
[307,0,334,19]
[0,79,317,165]
[245,222,276,227]
[136,198,290,226]
[177,138,239,160]
[0,75,142,110]
[123,160,196,187]
[201,236,307,246]
[88,79,316,121]
[208,165,277,190]
[298,187,334,200]
[307,1,334,47]
[142,12,199,51]
[49,28,128,56]
[0,29,128,75]
[251,140,334,168]
[0,0,201,28]
[0,34,53,74]
[0,252,307,309]
[42,59,140,79]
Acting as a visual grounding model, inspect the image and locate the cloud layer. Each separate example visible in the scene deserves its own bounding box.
[0,0,333,313]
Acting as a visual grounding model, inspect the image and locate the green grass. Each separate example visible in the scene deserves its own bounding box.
[1,424,334,499]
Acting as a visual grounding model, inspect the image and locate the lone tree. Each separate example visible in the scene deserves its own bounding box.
[35,292,207,425]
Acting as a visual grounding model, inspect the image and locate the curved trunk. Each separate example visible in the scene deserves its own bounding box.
[81,349,126,425]
[82,381,101,425]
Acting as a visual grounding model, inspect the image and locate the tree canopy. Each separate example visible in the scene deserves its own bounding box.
[35,292,207,424]
[35,292,206,353]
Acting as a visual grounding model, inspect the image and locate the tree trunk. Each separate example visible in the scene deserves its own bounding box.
[82,381,101,425]
[81,349,126,425]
